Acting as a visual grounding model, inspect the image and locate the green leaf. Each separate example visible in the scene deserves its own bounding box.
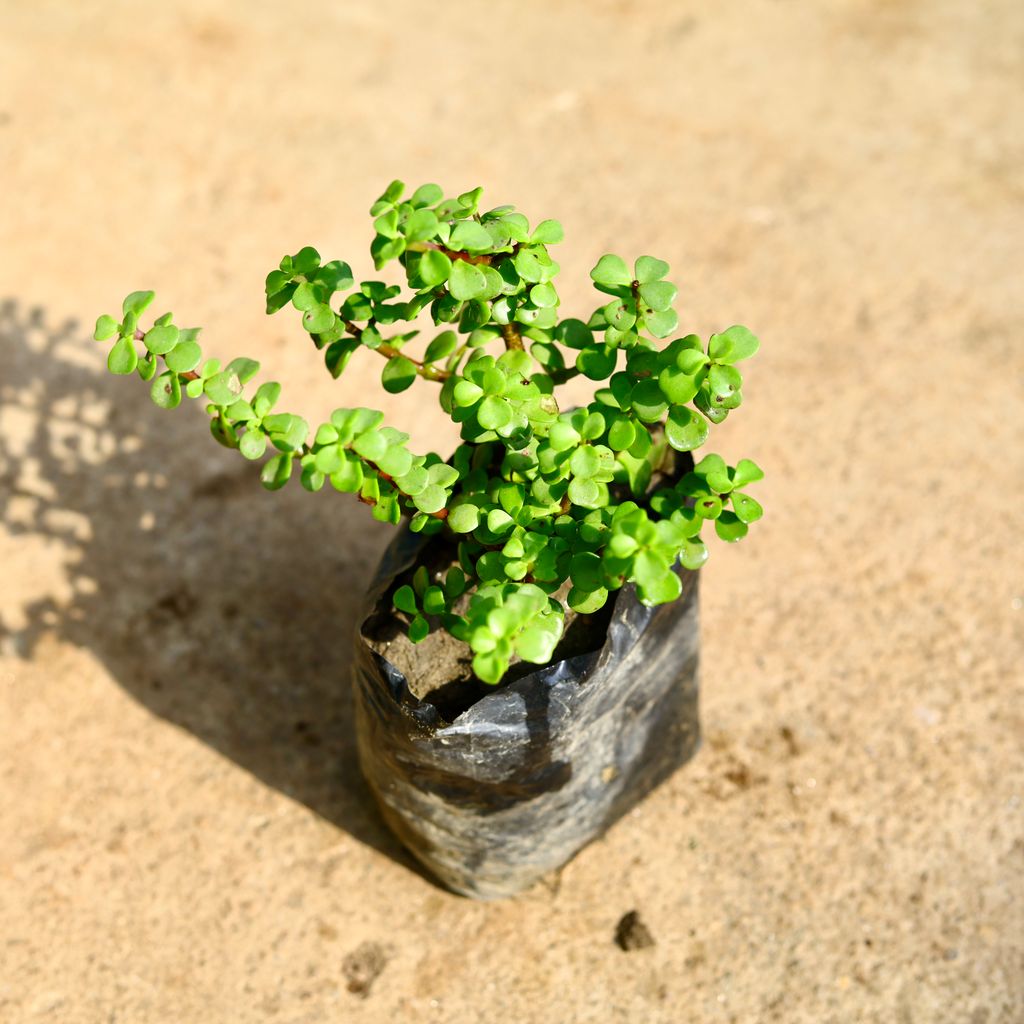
[94,314,118,341]
[316,260,354,292]
[353,431,387,462]
[329,454,364,493]
[448,503,480,533]
[394,585,418,615]
[665,406,709,452]
[292,246,321,275]
[138,355,158,382]
[150,370,182,410]
[449,220,493,252]
[515,624,559,664]
[239,430,267,460]
[204,371,243,406]
[570,446,600,478]
[604,298,636,332]
[404,208,439,242]
[478,395,512,430]
[413,485,446,514]
[568,587,608,614]
[607,416,636,451]
[531,219,564,244]
[638,280,677,312]
[302,304,335,334]
[715,511,749,542]
[731,491,763,524]
[409,615,430,644]
[377,444,413,478]
[590,254,632,291]
[732,458,764,487]
[449,260,487,300]
[253,382,281,417]
[709,325,760,363]
[423,586,447,616]
[634,255,669,284]
[638,568,682,606]
[576,344,616,380]
[530,282,558,308]
[143,324,179,355]
[453,379,483,407]
[424,330,458,363]
[107,336,138,375]
[658,365,700,405]
[473,650,507,685]
[643,308,678,339]
[554,318,593,350]
[291,281,320,311]
[418,248,452,287]
[260,453,293,490]
[165,340,202,373]
[381,355,417,394]
[185,378,205,399]
[633,550,668,589]
[410,183,443,207]
[631,379,669,422]
[122,290,155,317]
[567,476,601,508]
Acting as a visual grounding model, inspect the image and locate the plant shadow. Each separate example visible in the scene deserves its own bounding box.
[0,298,430,879]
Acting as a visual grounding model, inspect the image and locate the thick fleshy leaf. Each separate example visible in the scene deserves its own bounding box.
[590,254,632,291]
[715,511,749,542]
[418,248,452,287]
[94,314,118,341]
[665,406,709,451]
[107,336,138,375]
[709,325,760,363]
[634,255,669,284]
[731,491,763,524]
[150,371,182,409]
[449,260,487,301]
[381,355,417,393]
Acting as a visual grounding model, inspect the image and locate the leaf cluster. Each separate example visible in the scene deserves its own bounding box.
[94,180,764,685]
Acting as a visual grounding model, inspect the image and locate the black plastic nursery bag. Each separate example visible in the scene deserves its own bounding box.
[353,528,701,900]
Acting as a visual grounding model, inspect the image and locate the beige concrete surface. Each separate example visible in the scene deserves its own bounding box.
[1,1,1022,1021]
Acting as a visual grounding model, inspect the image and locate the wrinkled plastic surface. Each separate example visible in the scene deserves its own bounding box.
[353,530,701,900]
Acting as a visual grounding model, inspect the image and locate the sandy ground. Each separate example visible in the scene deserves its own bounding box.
[1,1,1022,1021]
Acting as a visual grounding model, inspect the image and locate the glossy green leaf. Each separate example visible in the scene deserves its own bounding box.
[731,491,763,524]
[478,395,512,430]
[715,511,749,542]
[94,314,118,341]
[394,585,418,615]
[634,255,669,284]
[107,336,138,375]
[665,406,709,452]
[448,503,480,533]
[302,304,335,334]
[150,371,182,409]
[709,325,760,363]
[590,254,632,291]
[418,248,452,287]
[381,355,417,393]
[143,324,179,355]
[165,340,202,373]
[122,290,155,317]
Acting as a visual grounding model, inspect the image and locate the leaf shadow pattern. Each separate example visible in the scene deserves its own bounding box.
[0,298,430,878]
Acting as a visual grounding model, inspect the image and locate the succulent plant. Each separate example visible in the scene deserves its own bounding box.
[94,180,763,683]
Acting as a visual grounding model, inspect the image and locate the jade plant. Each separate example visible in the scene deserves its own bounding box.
[94,181,763,684]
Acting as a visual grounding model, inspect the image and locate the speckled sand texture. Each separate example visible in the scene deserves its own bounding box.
[1,2,1021,1022]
